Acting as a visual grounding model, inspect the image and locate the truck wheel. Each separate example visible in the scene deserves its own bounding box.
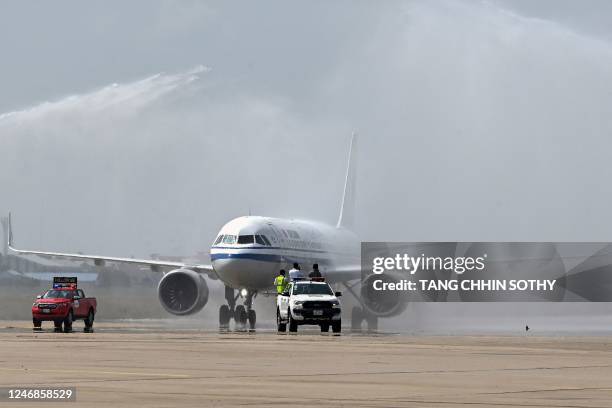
[84,309,95,332]
[54,321,63,332]
[288,310,298,332]
[320,323,329,333]
[276,309,286,332]
[247,309,256,330]
[332,319,341,333]
[63,311,73,333]
[32,318,41,330]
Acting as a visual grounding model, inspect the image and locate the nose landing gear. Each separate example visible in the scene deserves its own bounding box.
[218,285,257,331]
[234,305,247,326]
[219,304,231,327]
[240,289,257,330]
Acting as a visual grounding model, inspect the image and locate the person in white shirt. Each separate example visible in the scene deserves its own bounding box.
[288,262,305,281]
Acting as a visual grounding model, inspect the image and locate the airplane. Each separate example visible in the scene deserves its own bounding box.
[8,134,402,330]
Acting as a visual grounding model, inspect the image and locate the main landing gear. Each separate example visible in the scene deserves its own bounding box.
[219,285,257,331]
[343,282,378,332]
[350,306,378,332]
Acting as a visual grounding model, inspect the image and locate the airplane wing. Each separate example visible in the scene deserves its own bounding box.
[7,213,215,276]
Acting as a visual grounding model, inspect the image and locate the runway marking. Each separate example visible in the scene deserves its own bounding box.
[0,367,190,378]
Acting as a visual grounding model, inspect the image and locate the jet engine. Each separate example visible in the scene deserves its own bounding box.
[157,269,209,315]
[361,272,408,318]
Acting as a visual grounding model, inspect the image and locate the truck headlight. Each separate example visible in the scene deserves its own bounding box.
[293,301,304,307]
[331,300,340,307]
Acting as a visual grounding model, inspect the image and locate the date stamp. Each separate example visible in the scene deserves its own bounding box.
[0,387,76,402]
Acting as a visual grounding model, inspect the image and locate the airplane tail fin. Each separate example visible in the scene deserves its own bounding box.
[7,212,13,249]
[0,215,8,255]
[337,132,357,229]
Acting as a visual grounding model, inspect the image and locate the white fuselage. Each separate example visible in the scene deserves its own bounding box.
[210,216,359,290]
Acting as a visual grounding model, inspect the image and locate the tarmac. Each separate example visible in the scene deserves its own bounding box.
[0,320,612,407]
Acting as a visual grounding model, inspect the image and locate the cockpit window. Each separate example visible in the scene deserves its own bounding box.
[237,235,254,244]
[255,235,272,246]
[222,235,237,244]
[214,235,224,245]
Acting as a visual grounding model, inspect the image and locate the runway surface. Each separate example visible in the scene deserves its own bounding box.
[1,320,611,407]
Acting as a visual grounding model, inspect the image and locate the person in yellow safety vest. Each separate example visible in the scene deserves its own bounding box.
[274,269,288,294]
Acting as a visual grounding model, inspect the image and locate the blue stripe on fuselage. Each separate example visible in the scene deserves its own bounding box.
[211,253,282,262]
[210,252,332,265]
[211,245,327,254]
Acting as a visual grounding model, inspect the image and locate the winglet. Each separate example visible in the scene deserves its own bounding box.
[336,132,357,229]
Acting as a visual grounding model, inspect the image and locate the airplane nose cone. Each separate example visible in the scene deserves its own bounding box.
[212,259,244,288]
[212,258,276,290]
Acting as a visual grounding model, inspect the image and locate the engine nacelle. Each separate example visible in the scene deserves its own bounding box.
[361,272,408,318]
[158,269,209,315]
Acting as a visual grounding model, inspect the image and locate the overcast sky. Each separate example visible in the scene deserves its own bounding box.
[2,1,612,113]
[2,1,612,257]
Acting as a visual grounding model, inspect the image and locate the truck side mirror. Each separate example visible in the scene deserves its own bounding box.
[36,295,42,299]
[335,291,342,297]
[73,295,81,300]
[281,291,290,297]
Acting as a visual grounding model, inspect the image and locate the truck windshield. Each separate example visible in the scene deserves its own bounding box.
[42,290,73,299]
[293,284,333,295]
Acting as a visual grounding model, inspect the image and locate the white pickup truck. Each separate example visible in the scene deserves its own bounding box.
[276,280,342,333]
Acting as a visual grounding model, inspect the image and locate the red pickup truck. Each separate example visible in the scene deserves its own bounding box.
[32,278,97,333]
